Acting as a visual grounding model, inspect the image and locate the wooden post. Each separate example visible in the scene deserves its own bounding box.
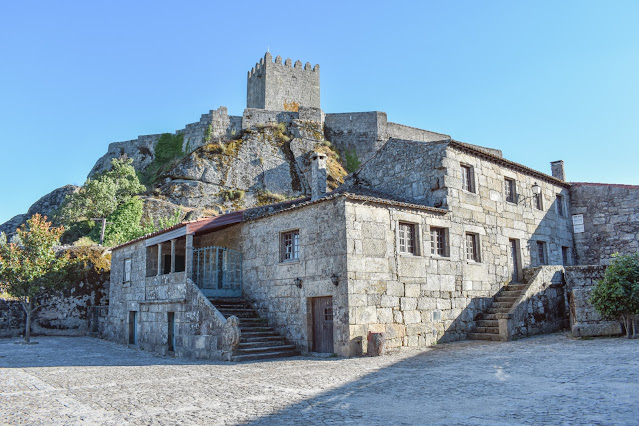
[185,234,194,281]
[157,243,163,276]
[91,218,111,246]
[170,239,176,273]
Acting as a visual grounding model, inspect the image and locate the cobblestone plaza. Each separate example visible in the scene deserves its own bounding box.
[1,333,637,425]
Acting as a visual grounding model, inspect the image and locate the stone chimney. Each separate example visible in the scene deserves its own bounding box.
[310,151,327,201]
[550,160,565,181]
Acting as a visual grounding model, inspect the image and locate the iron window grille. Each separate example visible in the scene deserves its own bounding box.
[281,230,300,262]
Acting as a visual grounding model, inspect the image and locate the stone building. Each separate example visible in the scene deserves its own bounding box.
[105,53,638,360]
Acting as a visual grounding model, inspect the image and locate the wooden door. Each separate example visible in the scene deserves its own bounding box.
[312,297,334,353]
[509,239,519,283]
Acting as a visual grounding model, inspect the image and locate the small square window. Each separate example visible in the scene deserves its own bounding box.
[505,178,517,203]
[399,222,417,255]
[461,164,475,193]
[430,227,448,257]
[280,230,300,262]
[124,258,132,283]
[556,195,565,217]
[537,241,547,265]
[465,233,480,262]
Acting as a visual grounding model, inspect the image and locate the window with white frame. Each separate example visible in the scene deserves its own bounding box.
[430,227,449,257]
[280,230,300,262]
[399,222,417,255]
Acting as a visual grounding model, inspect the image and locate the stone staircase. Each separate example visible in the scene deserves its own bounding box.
[468,283,527,341]
[210,298,301,362]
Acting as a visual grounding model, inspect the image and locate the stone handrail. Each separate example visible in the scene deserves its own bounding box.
[498,266,567,341]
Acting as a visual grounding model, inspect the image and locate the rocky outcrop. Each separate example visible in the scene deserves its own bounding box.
[0,184,79,236]
[159,120,346,211]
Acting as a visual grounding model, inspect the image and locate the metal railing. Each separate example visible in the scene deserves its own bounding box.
[191,246,242,293]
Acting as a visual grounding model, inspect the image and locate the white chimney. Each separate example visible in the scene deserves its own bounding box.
[310,151,327,201]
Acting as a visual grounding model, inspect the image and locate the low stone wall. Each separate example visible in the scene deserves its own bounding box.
[565,266,622,337]
[0,280,109,338]
[500,266,568,340]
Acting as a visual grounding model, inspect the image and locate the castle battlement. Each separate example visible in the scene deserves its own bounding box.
[247,52,320,111]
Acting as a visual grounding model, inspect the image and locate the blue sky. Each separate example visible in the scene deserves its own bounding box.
[1,1,638,224]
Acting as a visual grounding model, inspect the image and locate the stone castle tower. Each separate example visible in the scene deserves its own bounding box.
[247,52,320,111]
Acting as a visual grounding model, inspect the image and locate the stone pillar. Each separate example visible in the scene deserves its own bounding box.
[157,244,162,276]
[550,160,565,181]
[185,234,194,280]
[170,239,176,273]
[310,151,327,201]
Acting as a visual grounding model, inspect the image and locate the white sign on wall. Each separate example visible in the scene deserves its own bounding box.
[572,214,585,233]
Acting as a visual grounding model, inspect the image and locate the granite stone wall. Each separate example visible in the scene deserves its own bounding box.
[106,239,234,360]
[501,266,568,340]
[570,183,639,265]
[0,280,109,338]
[247,52,320,111]
[564,265,623,337]
[241,198,349,355]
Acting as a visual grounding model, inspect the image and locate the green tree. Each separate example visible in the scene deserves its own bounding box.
[58,157,146,224]
[591,253,639,338]
[0,215,73,342]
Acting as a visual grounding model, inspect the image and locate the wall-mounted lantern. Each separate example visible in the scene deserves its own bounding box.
[518,182,542,205]
[331,273,340,287]
[295,277,303,289]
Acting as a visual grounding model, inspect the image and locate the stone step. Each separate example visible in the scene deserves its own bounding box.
[485,307,509,314]
[491,301,514,309]
[468,333,502,341]
[476,319,498,328]
[504,284,526,291]
[240,326,276,333]
[231,350,301,362]
[242,335,288,343]
[218,312,258,318]
[474,327,499,334]
[481,313,497,320]
[239,340,291,349]
[494,295,519,303]
[241,330,281,338]
[236,344,297,355]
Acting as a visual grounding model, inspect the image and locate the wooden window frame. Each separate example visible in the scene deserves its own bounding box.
[398,222,418,255]
[465,232,481,262]
[533,192,543,210]
[280,230,300,262]
[430,227,449,257]
[556,194,565,217]
[505,178,517,203]
[537,241,548,265]
[460,164,475,193]
[123,258,132,283]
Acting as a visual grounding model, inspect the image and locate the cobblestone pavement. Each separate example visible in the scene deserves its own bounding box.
[1,333,638,425]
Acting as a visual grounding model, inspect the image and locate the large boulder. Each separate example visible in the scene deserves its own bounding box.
[0,184,79,236]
